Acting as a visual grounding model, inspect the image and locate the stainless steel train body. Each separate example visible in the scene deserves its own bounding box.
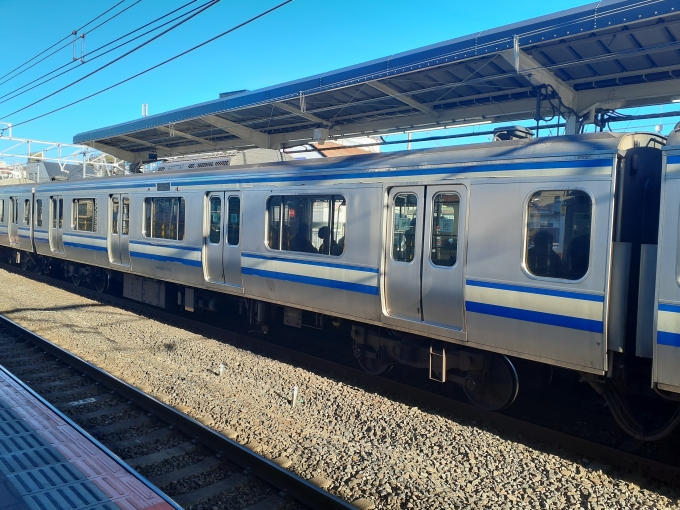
[0,132,673,422]
[654,130,680,396]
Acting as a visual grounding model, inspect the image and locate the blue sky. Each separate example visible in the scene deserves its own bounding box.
[0,0,668,151]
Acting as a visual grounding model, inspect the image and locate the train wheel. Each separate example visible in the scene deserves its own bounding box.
[462,354,519,411]
[20,255,28,271]
[93,270,109,293]
[72,274,82,286]
[353,345,392,375]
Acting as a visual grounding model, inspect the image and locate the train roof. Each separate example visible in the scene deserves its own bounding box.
[0,132,662,194]
[35,132,669,191]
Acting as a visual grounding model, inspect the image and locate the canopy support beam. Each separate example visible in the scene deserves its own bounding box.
[369,81,439,119]
[275,101,330,126]
[203,115,272,148]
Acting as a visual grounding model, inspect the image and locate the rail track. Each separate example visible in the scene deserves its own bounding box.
[0,313,355,510]
[1,261,680,491]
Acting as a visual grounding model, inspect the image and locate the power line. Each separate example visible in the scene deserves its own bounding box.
[83,0,142,36]
[0,0,127,83]
[0,0,142,89]
[0,0,220,120]
[0,0,202,105]
[74,0,128,33]
[4,0,294,131]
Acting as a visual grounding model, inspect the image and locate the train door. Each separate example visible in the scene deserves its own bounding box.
[108,194,130,266]
[204,192,242,287]
[8,197,18,245]
[384,185,466,330]
[49,196,64,254]
[654,165,680,392]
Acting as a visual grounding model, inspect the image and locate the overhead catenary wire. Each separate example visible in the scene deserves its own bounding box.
[2,0,294,131]
[0,0,143,89]
[0,0,221,120]
[0,0,127,83]
[0,0,203,105]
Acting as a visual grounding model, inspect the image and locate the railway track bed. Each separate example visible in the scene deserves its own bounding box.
[0,314,352,510]
[0,265,679,509]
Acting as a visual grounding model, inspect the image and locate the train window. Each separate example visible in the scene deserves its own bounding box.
[23,199,30,225]
[111,197,119,234]
[267,196,282,250]
[12,198,18,224]
[0,199,4,223]
[58,198,63,228]
[227,196,240,246]
[73,199,97,232]
[525,190,592,280]
[266,195,345,255]
[209,196,221,244]
[392,193,418,263]
[430,193,459,267]
[143,197,185,241]
[122,197,130,235]
[35,199,43,227]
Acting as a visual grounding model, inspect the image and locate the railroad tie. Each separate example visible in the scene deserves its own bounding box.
[31,374,84,391]
[89,414,154,436]
[110,427,174,450]
[0,346,34,356]
[243,493,289,510]
[2,352,51,363]
[72,402,131,421]
[126,441,195,468]
[55,392,113,411]
[173,473,249,508]
[150,456,222,487]
[18,366,73,380]
[43,383,99,400]
[7,361,62,381]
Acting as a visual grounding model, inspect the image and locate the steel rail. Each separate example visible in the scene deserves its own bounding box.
[0,308,355,510]
[3,263,680,487]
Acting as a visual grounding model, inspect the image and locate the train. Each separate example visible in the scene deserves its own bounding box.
[1,128,679,440]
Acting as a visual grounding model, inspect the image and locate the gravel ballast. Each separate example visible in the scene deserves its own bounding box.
[0,268,677,509]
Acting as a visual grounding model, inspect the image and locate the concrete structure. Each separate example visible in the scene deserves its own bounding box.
[74,0,680,164]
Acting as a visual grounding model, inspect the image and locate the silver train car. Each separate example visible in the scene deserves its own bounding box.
[1,131,677,439]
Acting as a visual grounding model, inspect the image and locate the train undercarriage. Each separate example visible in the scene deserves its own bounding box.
[3,246,680,441]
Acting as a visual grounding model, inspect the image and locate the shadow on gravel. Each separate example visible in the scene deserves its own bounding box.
[192,330,680,503]
[1,303,147,348]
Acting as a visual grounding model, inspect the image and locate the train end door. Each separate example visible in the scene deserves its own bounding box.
[383,185,467,332]
[204,192,242,288]
[653,157,680,393]
[108,194,130,267]
[49,196,64,254]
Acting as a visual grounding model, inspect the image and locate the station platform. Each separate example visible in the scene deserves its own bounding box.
[0,365,178,510]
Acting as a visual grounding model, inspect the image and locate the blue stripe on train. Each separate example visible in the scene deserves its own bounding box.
[64,241,107,252]
[64,232,107,241]
[466,279,604,302]
[129,240,201,252]
[242,252,378,273]
[465,301,603,333]
[658,331,680,348]
[242,267,379,295]
[130,251,201,267]
[659,303,680,314]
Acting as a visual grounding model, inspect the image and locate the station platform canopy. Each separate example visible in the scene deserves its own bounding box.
[74,0,680,164]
